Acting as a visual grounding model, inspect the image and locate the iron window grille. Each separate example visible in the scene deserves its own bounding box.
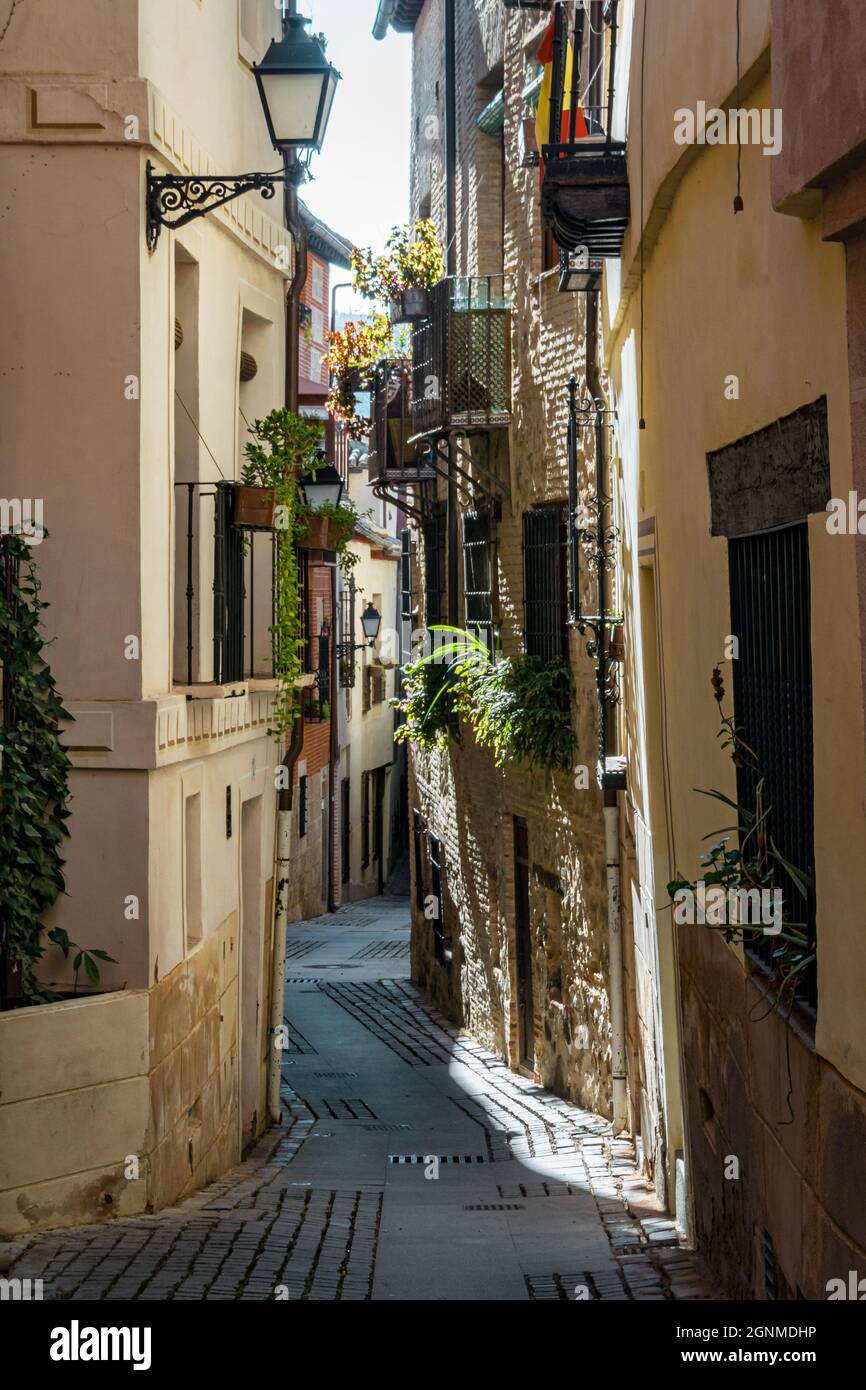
[422,502,447,630]
[462,510,497,656]
[400,528,414,622]
[728,522,817,1011]
[523,504,568,661]
[412,809,426,912]
[339,580,357,689]
[429,833,446,964]
[367,666,387,707]
[299,775,308,840]
[174,481,279,686]
[314,618,331,713]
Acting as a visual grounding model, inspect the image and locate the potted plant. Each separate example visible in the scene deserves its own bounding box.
[324,313,394,439]
[296,496,359,552]
[351,219,445,324]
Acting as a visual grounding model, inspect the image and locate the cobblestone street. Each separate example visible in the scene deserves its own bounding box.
[8,897,713,1301]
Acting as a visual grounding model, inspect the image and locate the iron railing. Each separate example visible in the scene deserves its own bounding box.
[540,1,629,256]
[174,481,275,686]
[368,360,434,485]
[410,276,513,437]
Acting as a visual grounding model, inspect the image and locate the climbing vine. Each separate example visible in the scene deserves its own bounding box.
[0,533,73,1007]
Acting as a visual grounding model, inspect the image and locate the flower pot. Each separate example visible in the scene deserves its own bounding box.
[233,485,276,530]
[389,288,430,324]
[297,513,334,550]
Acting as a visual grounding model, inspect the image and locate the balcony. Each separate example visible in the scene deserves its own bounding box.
[368,360,436,487]
[173,481,275,689]
[539,2,629,257]
[410,275,512,438]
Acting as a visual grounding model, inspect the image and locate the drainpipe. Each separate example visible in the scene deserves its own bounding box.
[372,0,399,42]
[268,688,309,1123]
[585,290,627,1135]
[327,563,338,912]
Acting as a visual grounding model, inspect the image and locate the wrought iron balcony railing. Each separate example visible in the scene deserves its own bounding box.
[540,1,629,257]
[410,275,513,438]
[173,481,275,687]
[368,360,436,486]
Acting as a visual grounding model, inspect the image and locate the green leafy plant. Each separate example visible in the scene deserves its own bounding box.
[666,666,815,1008]
[351,219,445,303]
[46,927,117,994]
[393,626,576,771]
[297,496,359,552]
[241,410,323,742]
[324,314,394,438]
[0,533,74,1008]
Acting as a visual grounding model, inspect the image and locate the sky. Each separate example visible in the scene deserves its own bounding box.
[296,0,414,315]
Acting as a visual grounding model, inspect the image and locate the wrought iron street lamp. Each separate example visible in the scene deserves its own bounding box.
[146,15,340,251]
[360,601,382,644]
[298,455,345,511]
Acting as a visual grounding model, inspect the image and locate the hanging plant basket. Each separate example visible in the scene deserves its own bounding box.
[297,513,335,550]
[233,485,276,530]
[389,287,430,324]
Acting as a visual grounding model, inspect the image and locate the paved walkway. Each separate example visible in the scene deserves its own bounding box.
[8,896,712,1301]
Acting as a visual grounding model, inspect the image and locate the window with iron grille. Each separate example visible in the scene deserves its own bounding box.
[729,522,817,1011]
[298,775,308,840]
[340,580,356,688]
[400,528,414,622]
[422,502,447,629]
[214,483,245,684]
[412,809,426,912]
[341,777,350,884]
[462,510,496,655]
[429,834,446,964]
[523,505,568,661]
[361,770,370,868]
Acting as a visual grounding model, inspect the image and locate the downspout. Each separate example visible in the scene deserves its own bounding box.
[445,0,459,627]
[585,290,627,1135]
[268,688,309,1124]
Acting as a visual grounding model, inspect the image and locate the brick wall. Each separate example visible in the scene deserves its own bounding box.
[405,0,614,1118]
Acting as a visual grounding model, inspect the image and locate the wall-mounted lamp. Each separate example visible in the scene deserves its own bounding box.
[146,16,340,251]
[298,452,345,511]
[559,246,603,293]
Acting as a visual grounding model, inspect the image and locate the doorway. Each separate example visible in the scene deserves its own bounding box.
[513,816,534,1069]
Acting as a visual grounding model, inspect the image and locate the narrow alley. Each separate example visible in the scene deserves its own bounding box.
[7,896,710,1302]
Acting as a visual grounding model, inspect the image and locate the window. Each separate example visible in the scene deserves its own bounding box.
[728,522,817,1009]
[462,510,495,654]
[341,778,350,884]
[299,775,308,839]
[400,528,414,621]
[312,260,325,302]
[339,580,356,689]
[183,791,202,950]
[366,665,386,707]
[422,502,447,628]
[523,505,568,660]
[412,809,426,912]
[429,834,446,964]
[361,770,370,868]
[310,349,322,383]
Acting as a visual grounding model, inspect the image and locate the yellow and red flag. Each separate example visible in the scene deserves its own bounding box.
[535,14,588,162]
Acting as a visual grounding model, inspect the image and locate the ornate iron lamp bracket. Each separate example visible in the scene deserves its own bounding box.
[145,161,304,252]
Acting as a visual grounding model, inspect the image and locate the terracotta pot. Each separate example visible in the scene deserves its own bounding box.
[297,513,334,550]
[233,485,276,530]
[389,287,430,323]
